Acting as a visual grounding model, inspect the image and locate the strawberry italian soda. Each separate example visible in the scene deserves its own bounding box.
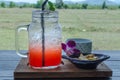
[15,10,62,69]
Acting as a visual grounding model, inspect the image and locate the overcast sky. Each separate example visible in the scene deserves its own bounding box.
[2,0,120,3]
[3,0,84,3]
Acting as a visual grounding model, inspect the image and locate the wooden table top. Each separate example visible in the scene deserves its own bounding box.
[0,50,120,80]
[14,58,112,79]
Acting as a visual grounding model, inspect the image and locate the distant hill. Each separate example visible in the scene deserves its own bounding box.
[0,1,31,6]
[79,0,118,5]
[0,0,120,6]
[64,0,120,5]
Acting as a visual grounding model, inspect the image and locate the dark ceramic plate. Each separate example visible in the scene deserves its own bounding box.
[62,54,110,69]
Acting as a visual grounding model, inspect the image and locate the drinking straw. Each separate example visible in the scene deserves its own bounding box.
[42,0,48,11]
[41,0,48,66]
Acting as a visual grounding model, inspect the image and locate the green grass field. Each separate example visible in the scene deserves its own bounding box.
[0,8,120,50]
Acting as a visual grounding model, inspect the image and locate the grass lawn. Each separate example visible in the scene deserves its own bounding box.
[0,8,120,50]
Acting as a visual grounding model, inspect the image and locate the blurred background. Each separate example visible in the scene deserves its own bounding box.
[0,0,120,50]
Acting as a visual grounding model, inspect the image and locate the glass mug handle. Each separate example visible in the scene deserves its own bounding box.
[15,24,29,57]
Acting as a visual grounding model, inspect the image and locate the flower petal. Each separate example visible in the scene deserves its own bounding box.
[69,49,81,58]
[67,40,76,48]
[65,49,74,56]
[61,43,67,51]
[73,48,80,54]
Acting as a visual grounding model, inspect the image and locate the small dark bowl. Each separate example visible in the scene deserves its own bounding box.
[62,54,110,69]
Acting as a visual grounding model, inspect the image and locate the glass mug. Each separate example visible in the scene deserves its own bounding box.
[15,10,62,69]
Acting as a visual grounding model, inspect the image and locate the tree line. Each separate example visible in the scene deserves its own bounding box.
[0,0,120,9]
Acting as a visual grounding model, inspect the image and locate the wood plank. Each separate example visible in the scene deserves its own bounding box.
[13,77,120,80]
[93,50,120,61]
[0,77,13,80]
[0,50,120,61]
[105,61,120,77]
[0,50,21,61]
[0,61,19,70]
[0,76,119,80]
[14,78,111,80]
[0,70,13,77]
[14,58,112,79]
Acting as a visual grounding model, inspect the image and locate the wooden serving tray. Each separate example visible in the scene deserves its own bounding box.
[14,58,112,79]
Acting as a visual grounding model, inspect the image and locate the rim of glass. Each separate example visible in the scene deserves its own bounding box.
[32,10,58,14]
[32,10,58,18]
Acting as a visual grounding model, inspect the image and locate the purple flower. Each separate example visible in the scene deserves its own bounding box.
[67,40,76,48]
[61,43,67,51]
[62,40,81,58]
